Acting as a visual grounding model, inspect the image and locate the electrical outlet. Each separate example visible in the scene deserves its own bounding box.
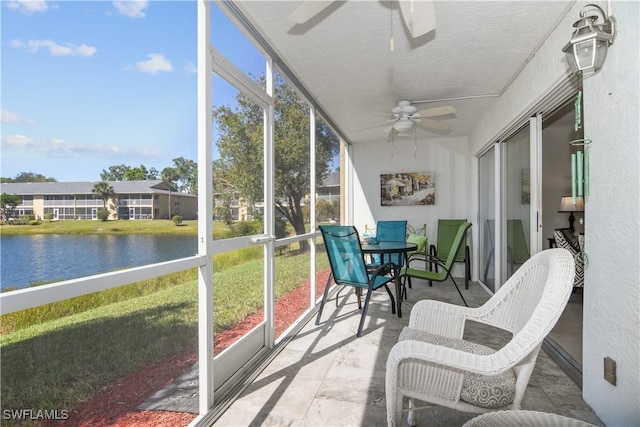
[604,357,617,385]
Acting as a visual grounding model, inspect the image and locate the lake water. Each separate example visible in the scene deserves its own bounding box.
[0,234,198,291]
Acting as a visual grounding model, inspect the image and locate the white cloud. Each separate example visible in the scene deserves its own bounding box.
[112,0,148,18]
[182,61,197,75]
[1,134,119,158]
[6,0,48,14]
[11,39,97,57]
[1,134,162,159]
[1,109,34,123]
[135,53,173,74]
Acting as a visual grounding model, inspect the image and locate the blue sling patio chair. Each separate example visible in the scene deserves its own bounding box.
[367,220,408,269]
[400,222,472,307]
[318,225,397,337]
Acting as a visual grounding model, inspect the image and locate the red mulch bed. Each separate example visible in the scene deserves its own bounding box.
[43,269,330,427]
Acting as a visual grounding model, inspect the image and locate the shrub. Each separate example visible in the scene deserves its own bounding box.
[97,208,110,221]
[275,217,289,239]
[28,220,41,226]
[44,213,54,222]
[171,215,183,226]
[231,220,262,236]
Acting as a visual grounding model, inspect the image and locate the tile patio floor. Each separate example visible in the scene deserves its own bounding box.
[209,277,603,426]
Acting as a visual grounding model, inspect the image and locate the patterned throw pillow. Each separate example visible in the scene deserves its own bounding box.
[399,327,516,409]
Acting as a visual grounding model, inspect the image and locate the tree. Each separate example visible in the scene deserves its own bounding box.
[124,165,159,181]
[0,193,22,221]
[101,164,159,181]
[100,164,130,181]
[92,182,116,218]
[1,172,56,183]
[212,159,238,224]
[161,167,179,219]
[213,73,339,248]
[171,157,197,194]
[316,199,334,221]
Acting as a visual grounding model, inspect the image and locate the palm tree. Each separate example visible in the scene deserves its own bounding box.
[92,181,116,219]
[161,168,178,219]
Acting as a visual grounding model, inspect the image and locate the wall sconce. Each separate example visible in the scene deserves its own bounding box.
[562,4,616,75]
[559,196,585,233]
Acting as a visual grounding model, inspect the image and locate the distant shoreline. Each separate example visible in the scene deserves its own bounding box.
[0,218,198,236]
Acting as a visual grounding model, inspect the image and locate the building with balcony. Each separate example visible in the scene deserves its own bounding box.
[1,180,197,220]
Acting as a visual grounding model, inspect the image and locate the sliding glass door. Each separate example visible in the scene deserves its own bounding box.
[478,146,496,292]
[503,124,532,281]
[479,117,541,291]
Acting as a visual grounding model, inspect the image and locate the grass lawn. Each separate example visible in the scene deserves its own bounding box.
[0,248,329,418]
[0,219,199,235]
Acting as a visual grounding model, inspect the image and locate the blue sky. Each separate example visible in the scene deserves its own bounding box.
[1,0,204,182]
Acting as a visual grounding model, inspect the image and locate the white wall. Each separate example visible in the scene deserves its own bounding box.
[351,135,471,276]
[468,1,640,425]
[581,1,640,425]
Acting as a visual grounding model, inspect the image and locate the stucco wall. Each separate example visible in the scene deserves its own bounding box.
[467,1,640,425]
[581,1,640,425]
[351,136,471,277]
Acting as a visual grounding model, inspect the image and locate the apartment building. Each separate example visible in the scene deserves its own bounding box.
[1,180,197,220]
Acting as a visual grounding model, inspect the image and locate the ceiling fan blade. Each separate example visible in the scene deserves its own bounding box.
[417,105,456,118]
[287,1,336,24]
[417,118,452,131]
[398,0,436,39]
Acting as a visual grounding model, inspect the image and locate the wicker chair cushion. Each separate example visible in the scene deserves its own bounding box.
[399,327,516,409]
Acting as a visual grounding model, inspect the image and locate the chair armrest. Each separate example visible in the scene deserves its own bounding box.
[408,300,476,338]
[387,339,515,376]
[407,253,445,269]
[370,261,396,279]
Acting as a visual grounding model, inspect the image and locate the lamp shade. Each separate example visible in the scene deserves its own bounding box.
[559,196,584,212]
[393,118,415,133]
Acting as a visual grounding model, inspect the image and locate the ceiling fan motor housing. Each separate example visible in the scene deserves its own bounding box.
[393,100,418,115]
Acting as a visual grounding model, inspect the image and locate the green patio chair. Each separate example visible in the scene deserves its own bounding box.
[318,225,397,337]
[400,222,471,307]
[429,219,472,288]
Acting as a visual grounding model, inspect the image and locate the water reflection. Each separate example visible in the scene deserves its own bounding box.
[1,234,197,291]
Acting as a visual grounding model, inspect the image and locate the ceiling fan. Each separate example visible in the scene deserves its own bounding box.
[287,0,436,39]
[383,100,456,136]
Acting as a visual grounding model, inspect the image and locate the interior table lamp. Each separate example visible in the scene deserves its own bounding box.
[559,196,584,233]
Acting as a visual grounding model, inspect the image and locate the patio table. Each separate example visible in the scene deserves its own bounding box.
[361,240,417,318]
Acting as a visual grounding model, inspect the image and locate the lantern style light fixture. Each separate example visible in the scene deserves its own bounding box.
[562,4,616,75]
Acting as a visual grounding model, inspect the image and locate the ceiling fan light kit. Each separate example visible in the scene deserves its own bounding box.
[393,118,416,133]
[383,100,456,137]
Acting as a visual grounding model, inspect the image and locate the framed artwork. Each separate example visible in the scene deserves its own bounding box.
[380,172,435,206]
[521,168,530,204]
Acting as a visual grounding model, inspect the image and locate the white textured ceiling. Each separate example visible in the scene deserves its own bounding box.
[234,1,573,144]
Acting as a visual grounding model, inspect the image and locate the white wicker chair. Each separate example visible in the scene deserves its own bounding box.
[463,410,598,427]
[385,248,575,427]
